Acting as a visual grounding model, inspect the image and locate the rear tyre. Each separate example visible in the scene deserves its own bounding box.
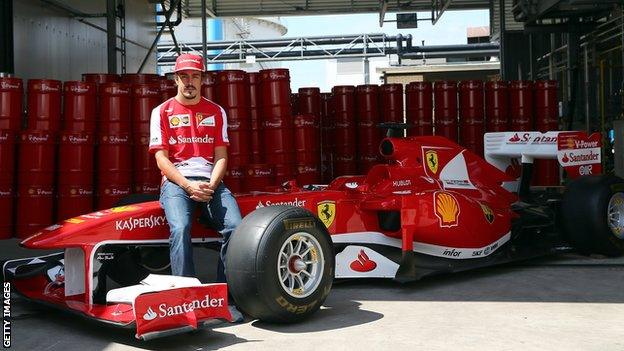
[561,175,624,256]
[226,206,334,323]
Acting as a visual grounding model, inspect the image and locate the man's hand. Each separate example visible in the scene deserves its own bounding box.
[183,181,214,202]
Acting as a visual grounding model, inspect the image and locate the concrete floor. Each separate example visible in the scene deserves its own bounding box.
[2,238,624,351]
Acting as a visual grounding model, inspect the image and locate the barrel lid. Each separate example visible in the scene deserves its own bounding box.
[332,85,355,94]
[380,83,403,92]
[298,87,321,95]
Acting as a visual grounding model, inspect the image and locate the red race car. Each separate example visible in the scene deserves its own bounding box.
[4,131,621,340]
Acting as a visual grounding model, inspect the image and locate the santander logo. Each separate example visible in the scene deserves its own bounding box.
[562,153,570,163]
[143,307,157,321]
[141,294,225,321]
[350,250,377,272]
[508,133,521,142]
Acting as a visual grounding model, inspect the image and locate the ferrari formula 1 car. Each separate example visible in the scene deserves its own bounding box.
[4,130,623,339]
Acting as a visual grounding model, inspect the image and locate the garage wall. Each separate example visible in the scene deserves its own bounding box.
[13,0,157,82]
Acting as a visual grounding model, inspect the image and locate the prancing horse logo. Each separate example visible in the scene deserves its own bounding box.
[426,150,439,174]
[317,201,336,228]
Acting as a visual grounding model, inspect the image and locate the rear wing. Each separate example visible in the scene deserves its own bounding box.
[484,131,602,196]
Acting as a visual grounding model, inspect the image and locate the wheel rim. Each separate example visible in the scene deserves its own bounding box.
[608,192,624,239]
[277,232,324,298]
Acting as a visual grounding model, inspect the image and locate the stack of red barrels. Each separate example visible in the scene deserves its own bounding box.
[217,70,251,193]
[320,92,335,183]
[356,84,381,173]
[332,85,357,177]
[259,69,295,185]
[17,79,62,237]
[0,76,22,239]
[296,87,321,184]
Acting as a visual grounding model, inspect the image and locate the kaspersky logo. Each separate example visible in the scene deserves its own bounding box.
[142,294,225,321]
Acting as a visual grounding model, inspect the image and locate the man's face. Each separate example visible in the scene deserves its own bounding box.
[175,70,202,100]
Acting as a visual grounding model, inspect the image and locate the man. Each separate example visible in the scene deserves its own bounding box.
[148,53,243,321]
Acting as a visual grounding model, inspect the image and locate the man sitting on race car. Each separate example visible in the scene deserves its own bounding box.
[148,53,243,321]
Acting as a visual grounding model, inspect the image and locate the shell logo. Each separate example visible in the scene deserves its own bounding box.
[70,189,77,195]
[434,192,460,227]
[28,188,34,195]
[248,169,254,176]
[170,116,180,126]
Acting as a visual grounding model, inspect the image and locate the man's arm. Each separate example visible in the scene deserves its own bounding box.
[155,150,213,201]
[208,146,228,190]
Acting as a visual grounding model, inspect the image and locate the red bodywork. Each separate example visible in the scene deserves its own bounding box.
[11,136,517,334]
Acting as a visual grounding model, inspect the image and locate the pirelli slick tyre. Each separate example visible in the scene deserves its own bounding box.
[561,175,624,256]
[226,205,334,323]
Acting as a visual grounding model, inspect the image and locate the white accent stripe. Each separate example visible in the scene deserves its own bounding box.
[331,231,511,260]
[218,105,229,143]
[149,102,167,149]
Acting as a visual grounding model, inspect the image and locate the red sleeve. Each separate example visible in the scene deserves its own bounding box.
[149,103,169,153]
[215,105,230,147]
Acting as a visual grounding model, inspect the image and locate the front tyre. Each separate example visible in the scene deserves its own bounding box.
[561,175,624,256]
[226,206,334,323]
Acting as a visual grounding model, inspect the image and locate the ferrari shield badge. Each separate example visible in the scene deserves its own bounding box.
[480,203,495,224]
[426,150,439,174]
[317,200,336,228]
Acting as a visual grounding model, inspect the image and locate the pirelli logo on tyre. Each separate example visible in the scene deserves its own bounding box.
[283,218,315,231]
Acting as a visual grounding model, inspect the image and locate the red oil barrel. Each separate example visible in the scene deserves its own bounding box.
[248,72,263,163]
[16,131,56,238]
[131,83,161,135]
[16,183,54,238]
[96,133,132,209]
[534,80,559,186]
[260,69,293,170]
[133,134,161,195]
[0,130,15,238]
[485,81,509,132]
[405,82,433,136]
[320,92,335,183]
[290,93,300,116]
[216,70,251,130]
[99,83,131,134]
[509,80,534,131]
[82,73,120,85]
[121,74,160,85]
[259,69,292,120]
[434,81,458,142]
[244,164,274,191]
[262,118,294,164]
[380,83,404,123]
[0,130,16,185]
[223,166,244,194]
[27,79,62,131]
[332,85,357,177]
[17,131,55,188]
[63,81,97,132]
[0,77,23,131]
[294,114,320,185]
[459,80,485,155]
[216,70,251,167]
[274,163,295,184]
[202,71,218,101]
[160,77,177,102]
[296,164,320,185]
[298,88,321,117]
[0,184,13,238]
[356,84,381,173]
[334,153,357,176]
[57,132,94,220]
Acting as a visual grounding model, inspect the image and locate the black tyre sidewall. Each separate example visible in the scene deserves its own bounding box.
[226,206,334,323]
[562,175,624,256]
